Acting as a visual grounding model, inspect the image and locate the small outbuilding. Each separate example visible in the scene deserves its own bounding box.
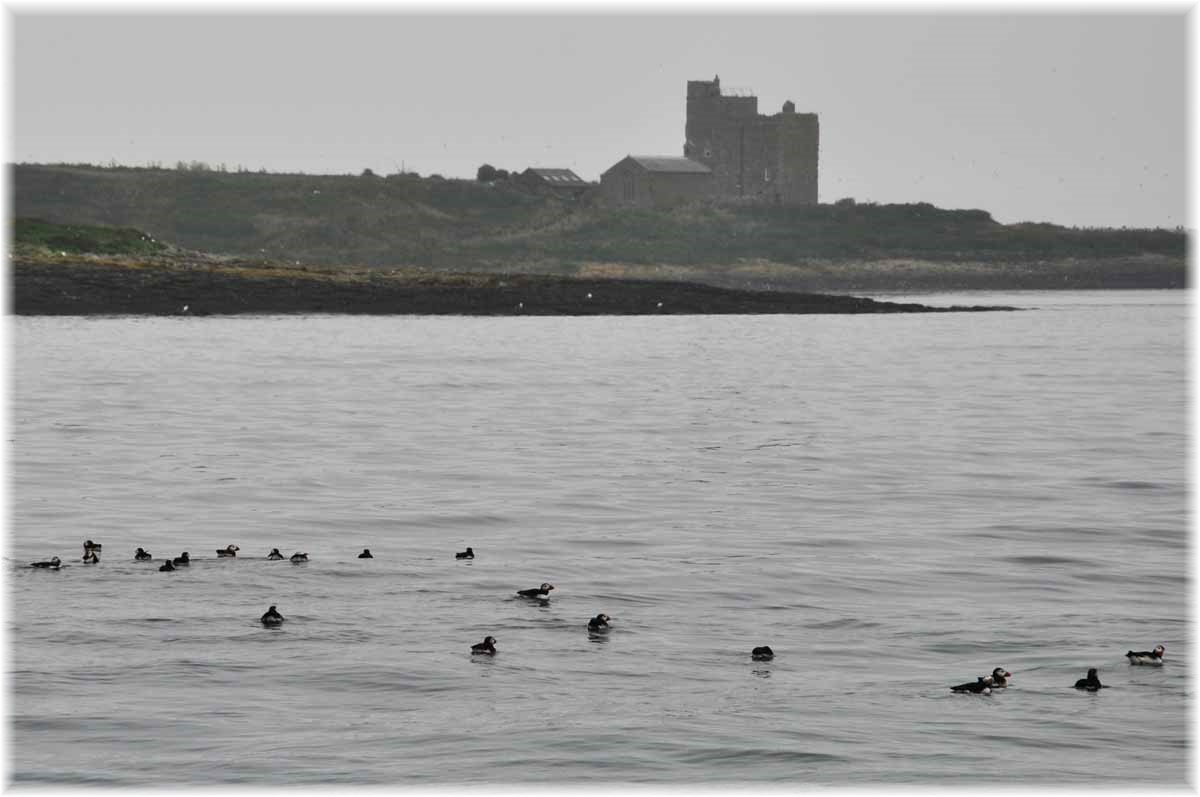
[599,155,713,208]
[518,167,590,196]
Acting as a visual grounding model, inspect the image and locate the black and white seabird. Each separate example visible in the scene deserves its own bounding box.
[950,676,994,694]
[517,583,554,598]
[1074,668,1106,690]
[588,614,612,632]
[261,605,285,626]
[1126,645,1165,665]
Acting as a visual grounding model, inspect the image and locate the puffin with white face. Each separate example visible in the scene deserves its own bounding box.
[587,614,612,632]
[1126,645,1165,665]
[216,545,240,557]
[517,583,554,599]
[989,668,1013,688]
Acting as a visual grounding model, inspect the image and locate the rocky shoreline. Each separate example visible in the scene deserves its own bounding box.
[12,257,1012,316]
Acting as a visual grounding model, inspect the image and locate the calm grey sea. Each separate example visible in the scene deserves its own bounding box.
[9,290,1188,785]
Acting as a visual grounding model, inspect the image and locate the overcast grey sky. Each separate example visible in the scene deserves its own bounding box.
[9,12,1188,228]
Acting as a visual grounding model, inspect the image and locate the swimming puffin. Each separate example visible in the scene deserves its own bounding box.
[1126,645,1165,665]
[1074,668,1105,690]
[159,561,176,572]
[989,668,1012,688]
[261,605,285,626]
[517,583,554,598]
[172,552,190,566]
[30,556,61,569]
[752,646,775,661]
[83,539,102,555]
[290,552,309,563]
[588,614,612,631]
[267,548,284,560]
[471,636,497,655]
[81,550,100,563]
[216,545,240,557]
[950,676,994,694]
[134,548,153,561]
[357,549,373,559]
[456,547,474,560]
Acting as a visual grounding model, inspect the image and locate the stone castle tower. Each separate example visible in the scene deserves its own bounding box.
[683,75,819,204]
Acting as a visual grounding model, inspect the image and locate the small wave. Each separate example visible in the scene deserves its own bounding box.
[675,746,847,766]
[11,771,129,786]
[1003,554,1093,567]
[1101,480,1165,491]
[805,618,882,630]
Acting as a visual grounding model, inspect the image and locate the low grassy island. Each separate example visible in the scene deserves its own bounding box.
[10,163,1188,292]
[10,220,1011,316]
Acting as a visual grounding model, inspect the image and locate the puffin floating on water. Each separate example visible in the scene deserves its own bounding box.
[260,605,285,626]
[1075,668,1106,690]
[950,676,995,695]
[290,552,309,563]
[134,548,152,561]
[267,548,284,560]
[471,636,497,655]
[216,545,240,558]
[517,583,554,599]
[1126,645,1165,666]
[588,614,612,632]
[752,646,775,661]
[81,540,101,563]
[357,549,373,559]
[30,556,61,570]
[456,547,474,560]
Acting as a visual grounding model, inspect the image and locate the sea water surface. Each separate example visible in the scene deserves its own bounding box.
[9,290,1188,785]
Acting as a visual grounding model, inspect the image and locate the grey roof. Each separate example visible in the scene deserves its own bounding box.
[524,167,587,185]
[627,156,711,174]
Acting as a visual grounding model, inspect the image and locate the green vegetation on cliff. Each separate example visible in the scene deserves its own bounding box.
[13,217,169,256]
[10,163,1187,290]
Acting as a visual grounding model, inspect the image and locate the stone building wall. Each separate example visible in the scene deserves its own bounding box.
[683,76,819,204]
[599,157,713,208]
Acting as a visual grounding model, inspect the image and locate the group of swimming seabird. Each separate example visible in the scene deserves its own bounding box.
[33,542,323,568]
[947,646,1166,695]
[29,540,1170,675]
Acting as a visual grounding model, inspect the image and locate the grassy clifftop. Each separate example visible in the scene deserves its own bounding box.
[10,163,1187,290]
